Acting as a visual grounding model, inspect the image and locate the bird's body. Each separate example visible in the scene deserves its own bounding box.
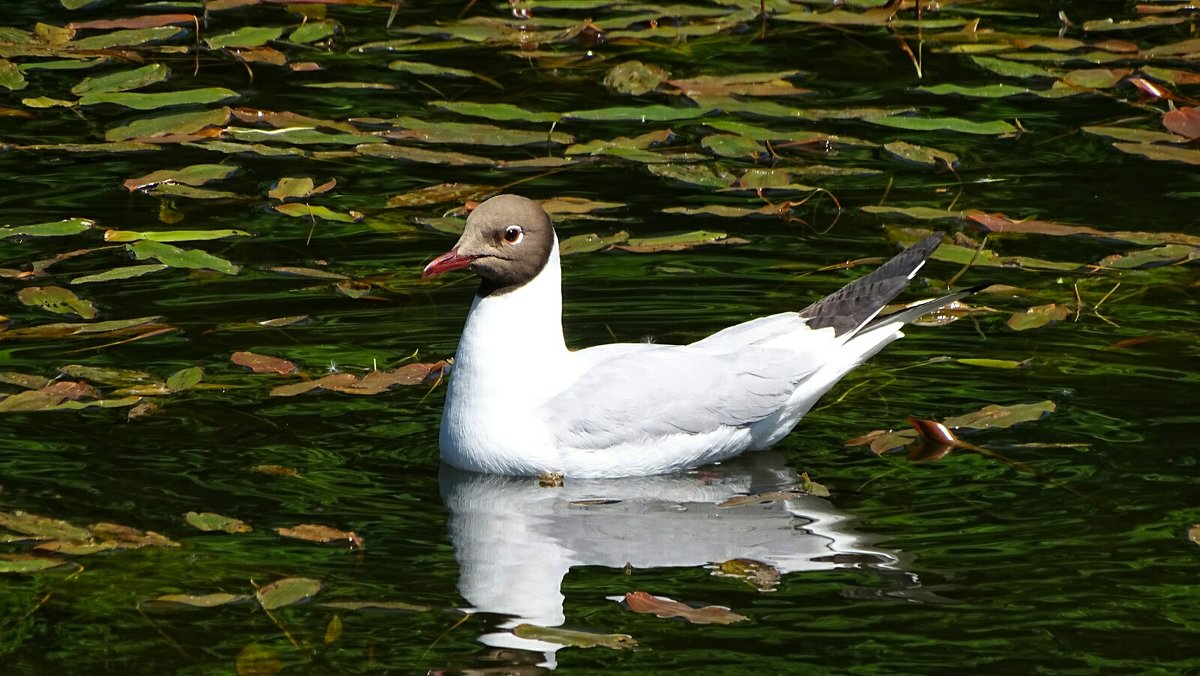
[423,195,974,478]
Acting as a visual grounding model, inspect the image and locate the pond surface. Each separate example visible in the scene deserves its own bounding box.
[1,0,1198,673]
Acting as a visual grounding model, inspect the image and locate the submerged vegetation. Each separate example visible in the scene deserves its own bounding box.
[0,0,1198,672]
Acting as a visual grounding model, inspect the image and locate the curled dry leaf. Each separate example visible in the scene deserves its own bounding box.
[275,524,363,548]
[623,591,749,625]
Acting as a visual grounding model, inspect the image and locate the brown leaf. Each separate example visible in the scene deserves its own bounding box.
[252,464,301,478]
[68,15,198,30]
[89,522,179,548]
[275,524,363,548]
[0,381,97,412]
[231,351,296,375]
[623,591,748,625]
[1164,107,1200,139]
[711,559,781,591]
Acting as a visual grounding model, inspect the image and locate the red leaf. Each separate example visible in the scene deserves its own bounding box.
[623,591,748,625]
[1163,107,1200,139]
[231,351,297,375]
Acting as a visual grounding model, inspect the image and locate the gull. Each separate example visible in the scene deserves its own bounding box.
[422,195,975,478]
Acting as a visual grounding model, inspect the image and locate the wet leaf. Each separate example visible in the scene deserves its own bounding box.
[0,381,98,412]
[228,127,378,145]
[72,63,168,96]
[319,600,430,613]
[970,56,1059,79]
[231,351,296,375]
[918,83,1071,99]
[104,229,249,243]
[67,15,198,31]
[81,88,239,110]
[256,577,322,610]
[1,217,93,238]
[711,559,781,592]
[1163,107,1200,139]
[647,163,737,189]
[269,362,447,397]
[268,177,336,201]
[17,286,97,319]
[59,364,161,387]
[701,134,767,159]
[512,624,636,650]
[129,241,240,275]
[69,26,187,50]
[1007,303,1071,331]
[1098,244,1198,268]
[253,464,301,478]
[185,511,252,533]
[0,554,70,574]
[205,26,283,50]
[614,231,749,252]
[144,184,245,200]
[355,143,495,167]
[166,366,202,391]
[34,540,120,555]
[956,358,1032,369]
[540,197,623,215]
[90,522,179,548]
[386,60,498,87]
[882,141,959,168]
[106,106,231,142]
[565,105,709,122]
[385,183,495,208]
[272,203,363,223]
[124,164,239,191]
[430,100,560,123]
[1110,142,1200,166]
[266,266,348,280]
[0,59,27,91]
[603,60,669,95]
[870,115,1018,135]
[290,19,339,44]
[0,511,91,541]
[71,264,170,284]
[0,372,52,389]
[942,401,1056,430]
[559,231,630,255]
[623,591,748,625]
[21,96,75,108]
[801,471,830,498]
[148,592,252,608]
[382,117,572,146]
[275,524,363,548]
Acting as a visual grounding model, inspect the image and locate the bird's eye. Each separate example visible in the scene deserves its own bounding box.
[503,225,524,244]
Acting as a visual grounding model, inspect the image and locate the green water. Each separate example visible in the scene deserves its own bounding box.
[1,1,1198,673]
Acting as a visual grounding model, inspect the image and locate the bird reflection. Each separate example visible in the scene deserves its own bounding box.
[439,452,913,668]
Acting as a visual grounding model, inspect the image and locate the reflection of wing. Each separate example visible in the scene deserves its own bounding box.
[545,319,837,450]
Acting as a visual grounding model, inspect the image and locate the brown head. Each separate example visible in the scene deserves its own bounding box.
[422,195,556,296]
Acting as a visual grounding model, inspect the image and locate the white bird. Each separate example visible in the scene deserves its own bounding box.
[422,194,976,479]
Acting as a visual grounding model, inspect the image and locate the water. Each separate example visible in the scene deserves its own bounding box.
[1,0,1198,672]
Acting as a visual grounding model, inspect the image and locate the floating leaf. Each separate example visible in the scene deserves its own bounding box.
[35,540,119,555]
[0,511,91,541]
[1006,303,1071,331]
[0,59,28,91]
[123,164,239,192]
[166,366,203,391]
[1098,244,1198,268]
[228,128,379,145]
[382,117,572,146]
[275,524,363,548]
[1110,142,1200,166]
[430,101,560,123]
[72,64,169,96]
[603,60,669,95]
[67,15,198,31]
[956,358,1032,369]
[71,264,169,284]
[385,183,495,208]
[59,365,161,387]
[870,115,1018,135]
[942,401,1057,430]
[106,107,231,142]
[80,88,240,110]
[701,134,767,159]
[0,555,69,574]
[623,591,748,625]
[129,241,240,274]
[17,286,97,319]
[614,231,748,252]
[290,20,339,44]
[272,203,363,223]
[647,163,737,189]
[355,143,495,167]
[269,362,447,397]
[90,522,179,548]
[559,231,631,255]
[185,511,252,533]
[882,141,959,168]
[512,624,637,650]
[266,266,348,280]
[231,351,296,375]
[149,592,251,608]
[711,559,781,592]
[564,105,709,122]
[268,177,336,201]
[205,26,283,50]
[69,26,186,50]
[104,229,249,243]
[0,381,98,412]
[256,577,322,610]
[1163,107,1200,139]
[1,218,93,239]
[144,184,245,200]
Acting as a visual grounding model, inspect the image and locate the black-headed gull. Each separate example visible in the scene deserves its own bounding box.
[423,194,975,478]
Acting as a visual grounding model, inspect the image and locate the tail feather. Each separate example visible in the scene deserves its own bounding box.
[798,233,947,336]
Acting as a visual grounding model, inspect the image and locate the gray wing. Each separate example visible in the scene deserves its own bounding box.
[544,345,820,450]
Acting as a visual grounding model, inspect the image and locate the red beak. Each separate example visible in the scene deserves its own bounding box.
[421,247,477,279]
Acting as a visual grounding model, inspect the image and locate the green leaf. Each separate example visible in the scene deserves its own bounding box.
[205,26,284,50]
[105,229,250,243]
[564,105,709,122]
[955,358,1031,369]
[16,286,98,319]
[129,241,240,275]
[431,100,560,123]
[71,264,170,284]
[918,83,1074,99]
[701,134,766,159]
[0,555,70,574]
[942,401,1056,430]
[616,231,748,252]
[882,141,959,167]
[0,59,27,91]
[355,143,495,166]
[80,88,240,110]
[647,164,737,189]
[59,365,162,387]
[166,366,203,391]
[1,218,93,238]
[105,107,231,142]
[1006,303,1071,331]
[144,184,245,200]
[603,60,669,95]
[70,26,186,50]
[72,63,169,96]
[185,511,252,533]
[149,592,251,608]
[383,116,572,146]
[227,128,380,145]
[272,203,363,223]
[289,20,339,44]
[512,624,637,650]
[124,164,240,191]
[870,115,1018,135]
[969,56,1060,79]
[0,511,91,540]
[21,96,75,108]
[1098,244,1198,269]
[256,577,322,610]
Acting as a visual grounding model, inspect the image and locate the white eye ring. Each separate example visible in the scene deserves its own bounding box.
[503,225,524,244]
